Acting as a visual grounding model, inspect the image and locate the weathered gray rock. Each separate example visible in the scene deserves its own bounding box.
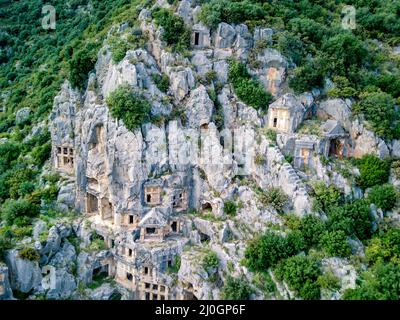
[57,182,76,211]
[318,99,352,131]
[46,268,77,299]
[185,85,214,128]
[5,250,42,294]
[253,27,273,44]
[215,23,236,49]
[250,48,288,96]
[170,67,196,101]
[87,283,120,300]
[0,264,13,300]
[177,0,193,25]
[191,51,213,75]
[351,118,390,159]
[391,140,400,158]
[233,24,253,59]
[49,81,80,148]
[213,60,229,83]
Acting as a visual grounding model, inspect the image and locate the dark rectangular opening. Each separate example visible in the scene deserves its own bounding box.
[126,272,133,281]
[194,32,200,46]
[146,194,151,203]
[146,227,156,234]
[171,221,177,232]
[129,215,134,224]
[273,118,278,127]
[145,292,150,300]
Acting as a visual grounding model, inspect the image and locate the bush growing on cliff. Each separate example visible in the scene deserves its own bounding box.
[320,230,351,258]
[365,229,400,266]
[223,200,237,216]
[244,232,293,272]
[311,182,342,213]
[274,255,322,300]
[106,85,151,131]
[353,91,398,139]
[327,199,373,241]
[221,275,253,300]
[356,155,390,189]
[343,262,400,300]
[258,187,289,214]
[68,41,100,89]
[152,8,190,51]
[367,184,397,212]
[202,251,219,270]
[1,199,39,226]
[228,60,272,111]
[19,247,40,261]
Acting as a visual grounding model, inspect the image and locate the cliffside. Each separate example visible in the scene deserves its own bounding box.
[1,0,400,301]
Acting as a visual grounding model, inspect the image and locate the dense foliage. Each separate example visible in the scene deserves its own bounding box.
[221,275,253,300]
[243,231,300,272]
[367,184,398,212]
[356,155,390,189]
[274,255,322,300]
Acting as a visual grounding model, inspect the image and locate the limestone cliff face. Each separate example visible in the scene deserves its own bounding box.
[10,0,396,301]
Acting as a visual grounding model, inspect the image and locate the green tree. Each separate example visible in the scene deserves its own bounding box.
[274,255,322,300]
[327,199,373,241]
[221,275,253,300]
[320,230,351,258]
[365,229,400,266]
[311,182,342,213]
[356,154,390,189]
[243,232,293,272]
[228,60,272,111]
[367,184,397,211]
[298,215,325,249]
[353,91,398,138]
[343,262,400,300]
[106,85,151,131]
[152,8,190,51]
[1,199,39,226]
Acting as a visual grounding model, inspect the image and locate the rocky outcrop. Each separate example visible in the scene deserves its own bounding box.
[5,250,42,294]
[185,85,214,128]
[318,99,352,131]
[351,118,390,159]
